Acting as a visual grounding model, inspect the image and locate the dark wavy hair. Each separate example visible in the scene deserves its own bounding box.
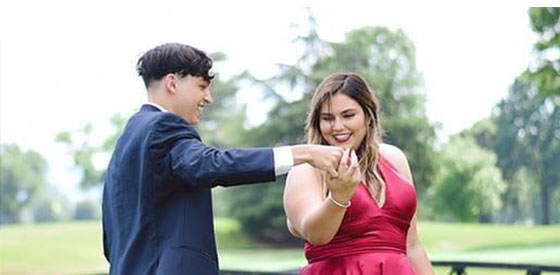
[136,43,215,88]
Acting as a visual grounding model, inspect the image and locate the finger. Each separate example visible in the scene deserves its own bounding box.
[350,150,358,167]
[335,147,344,160]
[328,167,338,178]
[330,146,344,156]
[335,147,344,170]
[338,148,350,171]
[345,150,357,172]
[348,156,358,175]
[349,150,359,181]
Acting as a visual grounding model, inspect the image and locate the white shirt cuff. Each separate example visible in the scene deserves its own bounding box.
[273,146,294,176]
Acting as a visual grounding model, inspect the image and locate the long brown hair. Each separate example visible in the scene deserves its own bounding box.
[306,72,383,195]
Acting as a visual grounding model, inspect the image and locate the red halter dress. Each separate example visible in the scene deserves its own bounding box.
[300,155,418,275]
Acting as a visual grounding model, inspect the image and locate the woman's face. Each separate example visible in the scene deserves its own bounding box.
[319,93,367,150]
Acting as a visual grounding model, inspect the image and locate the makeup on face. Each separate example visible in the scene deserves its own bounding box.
[319,93,367,150]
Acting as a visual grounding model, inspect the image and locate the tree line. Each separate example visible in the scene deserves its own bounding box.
[2,9,558,240]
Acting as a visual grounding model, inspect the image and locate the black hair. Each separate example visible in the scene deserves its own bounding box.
[136,43,214,88]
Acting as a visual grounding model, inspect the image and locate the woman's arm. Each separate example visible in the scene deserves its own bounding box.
[407,214,434,275]
[283,150,359,245]
[380,144,434,275]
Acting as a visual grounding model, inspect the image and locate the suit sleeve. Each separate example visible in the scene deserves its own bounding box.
[150,114,276,188]
[101,200,111,263]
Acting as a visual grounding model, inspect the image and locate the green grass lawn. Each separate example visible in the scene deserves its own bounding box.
[1,219,559,274]
[0,221,107,275]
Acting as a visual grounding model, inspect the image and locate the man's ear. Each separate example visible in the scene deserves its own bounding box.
[164,74,178,95]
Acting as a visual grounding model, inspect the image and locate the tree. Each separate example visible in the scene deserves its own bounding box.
[493,80,559,224]
[56,114,125,188]
[196,53,250,149]
[32,200,66,222]
[0,144,47,224]
[74,200,99,220]
[524,7,560,97]
[31,187,71,222]
[464,80,560,224]
[227,14,438,242]
[430,136,506,222]
[258,24,437,194]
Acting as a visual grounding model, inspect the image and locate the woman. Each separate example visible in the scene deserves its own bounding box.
[284,72,434,274]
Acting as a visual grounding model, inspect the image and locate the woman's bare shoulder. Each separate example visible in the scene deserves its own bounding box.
[379,143,407,161]
[378,143,412,181]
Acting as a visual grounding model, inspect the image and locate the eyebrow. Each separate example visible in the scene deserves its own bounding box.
[320,108,357,116]
[341,108,357,114]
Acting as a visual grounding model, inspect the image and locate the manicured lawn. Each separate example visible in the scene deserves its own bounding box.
[0,221,108,275]
[417,222,560,253]
[1,220,559,274]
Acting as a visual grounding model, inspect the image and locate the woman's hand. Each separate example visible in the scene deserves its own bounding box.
[326,148,360,205]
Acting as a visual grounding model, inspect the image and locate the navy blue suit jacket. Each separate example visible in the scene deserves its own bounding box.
[102,105,276,274]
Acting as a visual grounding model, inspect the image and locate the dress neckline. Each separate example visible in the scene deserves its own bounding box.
[361,156,388,209]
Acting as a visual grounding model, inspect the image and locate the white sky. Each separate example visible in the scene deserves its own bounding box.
[0,2,541,201]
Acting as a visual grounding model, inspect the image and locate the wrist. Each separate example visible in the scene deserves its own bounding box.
[291,145,312,166]
[329,191,352,206]
[327,191,351,208]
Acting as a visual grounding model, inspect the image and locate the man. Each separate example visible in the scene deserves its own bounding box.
[102,43,343,275]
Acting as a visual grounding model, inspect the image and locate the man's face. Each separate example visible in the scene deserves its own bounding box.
[174,75,212,125]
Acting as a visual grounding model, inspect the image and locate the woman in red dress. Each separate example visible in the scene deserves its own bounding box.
[284,72,434,275]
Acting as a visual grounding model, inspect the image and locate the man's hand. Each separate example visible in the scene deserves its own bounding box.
[292,145,344,177]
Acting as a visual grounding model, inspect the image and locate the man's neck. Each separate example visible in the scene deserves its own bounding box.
[147,93,172,113]
[145,101,168,112]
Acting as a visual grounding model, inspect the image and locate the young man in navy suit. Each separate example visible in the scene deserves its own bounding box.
[102,43,343,275]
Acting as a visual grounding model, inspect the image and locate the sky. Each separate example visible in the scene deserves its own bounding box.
[0,2,539,202]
